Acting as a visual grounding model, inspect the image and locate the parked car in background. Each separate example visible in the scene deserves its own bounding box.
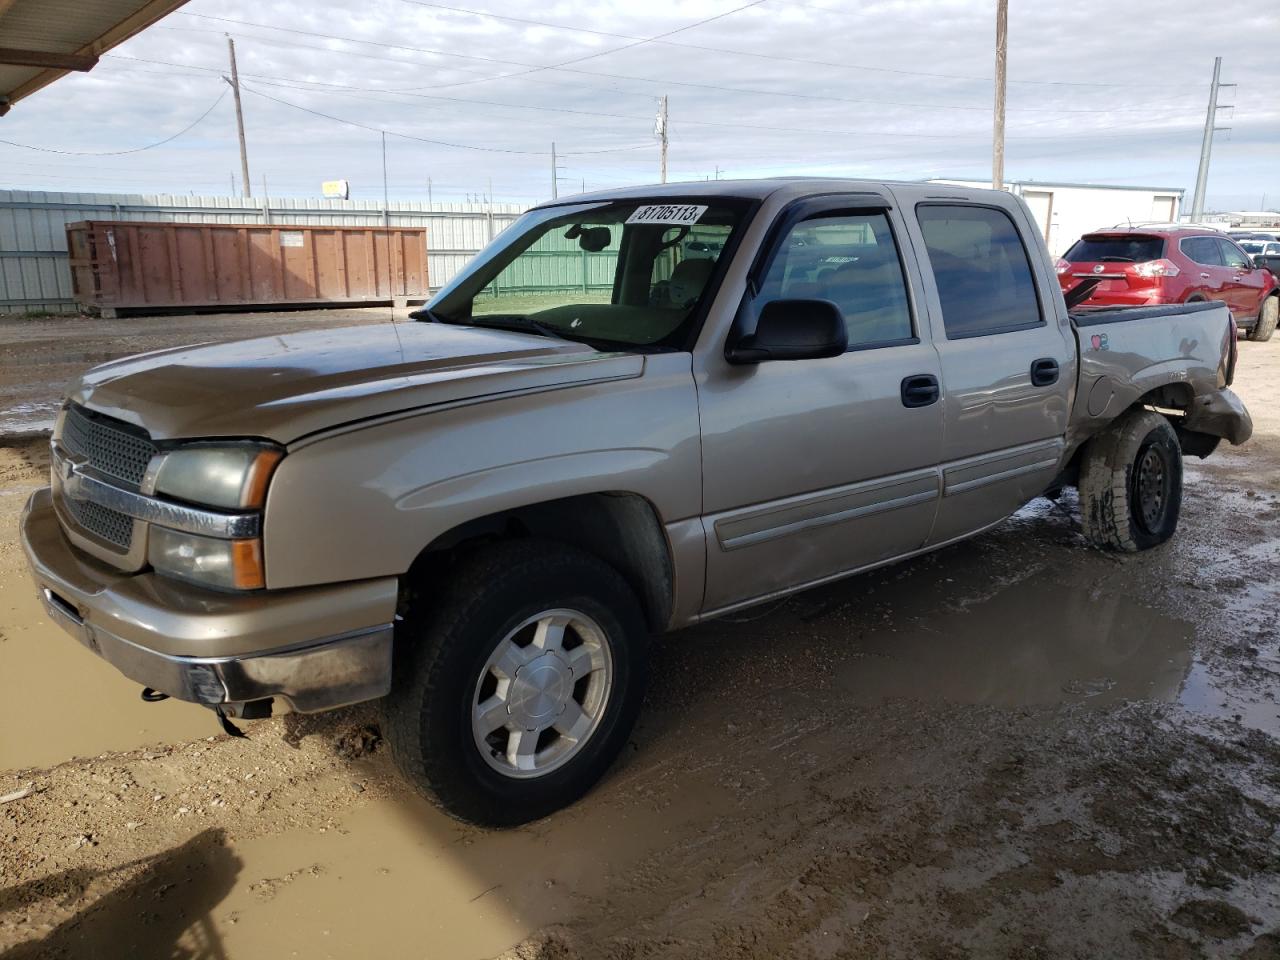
[1057,226,1279,341]
[1227,228,1280,242]
[1240,237,1280,263]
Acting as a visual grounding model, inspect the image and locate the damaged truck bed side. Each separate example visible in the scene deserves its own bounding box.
[22,178,1251,825]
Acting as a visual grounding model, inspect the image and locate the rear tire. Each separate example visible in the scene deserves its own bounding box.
[1078,409,1183,552]
[1249,294,1278,342]
[384,540,649,826]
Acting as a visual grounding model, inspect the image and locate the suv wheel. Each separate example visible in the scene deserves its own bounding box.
[385,540,649,826]
[1078,409,1183,552]
[1250,294,1278,342]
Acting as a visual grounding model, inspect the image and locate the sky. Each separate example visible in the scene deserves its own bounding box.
[1,0,1277,211]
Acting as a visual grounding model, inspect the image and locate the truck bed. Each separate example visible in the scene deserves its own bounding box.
[1066,299,1248,449]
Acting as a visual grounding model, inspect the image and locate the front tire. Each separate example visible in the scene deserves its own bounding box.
[385,540,649,826]
[1078,409,1183,552]
[1249,294,1278,342]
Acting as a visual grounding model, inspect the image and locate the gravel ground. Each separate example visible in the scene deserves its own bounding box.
[0,321,1278,960]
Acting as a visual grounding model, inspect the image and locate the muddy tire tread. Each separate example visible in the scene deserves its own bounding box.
[1078,409,1182,552]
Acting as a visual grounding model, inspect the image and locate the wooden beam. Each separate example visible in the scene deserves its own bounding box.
[0,47,99,71]
[1,0,189,110]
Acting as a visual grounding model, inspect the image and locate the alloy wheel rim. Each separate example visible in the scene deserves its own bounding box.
[471,608,613,779]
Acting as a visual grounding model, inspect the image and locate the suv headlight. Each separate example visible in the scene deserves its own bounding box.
[147,444,282,591]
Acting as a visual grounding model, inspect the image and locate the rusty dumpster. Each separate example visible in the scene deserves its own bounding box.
[67,220,429,316]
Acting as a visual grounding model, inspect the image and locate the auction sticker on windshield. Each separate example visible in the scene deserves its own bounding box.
[626,204,708,226]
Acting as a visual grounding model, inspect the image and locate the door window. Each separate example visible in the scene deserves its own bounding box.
[1216,239,1251,270]
[916,204,1043,339]
[758,211,914,348]
[1180,237,1224,266]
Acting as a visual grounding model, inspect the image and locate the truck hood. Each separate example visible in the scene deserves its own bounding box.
[69,322,644,443]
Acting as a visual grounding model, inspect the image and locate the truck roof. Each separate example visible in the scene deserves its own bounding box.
[535,176,999,209]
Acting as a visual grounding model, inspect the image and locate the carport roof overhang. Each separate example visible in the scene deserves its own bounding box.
[0,0,189,116]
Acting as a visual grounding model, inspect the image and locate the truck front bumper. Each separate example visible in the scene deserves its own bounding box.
[21,488,398,714]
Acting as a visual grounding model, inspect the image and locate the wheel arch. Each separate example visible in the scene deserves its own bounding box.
[406,491,675,632]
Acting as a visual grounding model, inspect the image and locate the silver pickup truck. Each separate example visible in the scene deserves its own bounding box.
[21,179,1251,825]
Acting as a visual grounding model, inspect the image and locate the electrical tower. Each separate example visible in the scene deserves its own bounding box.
[1190,57,1234,221]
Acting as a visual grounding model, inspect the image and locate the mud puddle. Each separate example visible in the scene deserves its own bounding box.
[834,573,1196,711]
[0,573,217,770]
[0,440,217,770]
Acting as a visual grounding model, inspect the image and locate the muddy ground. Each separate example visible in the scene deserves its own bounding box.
[1,317,1278,959]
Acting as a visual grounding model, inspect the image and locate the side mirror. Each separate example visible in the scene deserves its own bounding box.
[725,298,848,364]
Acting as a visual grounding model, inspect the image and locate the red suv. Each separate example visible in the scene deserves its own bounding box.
[1056,226,1279,341]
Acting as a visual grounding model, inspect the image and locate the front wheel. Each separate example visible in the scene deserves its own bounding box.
[384,540,649,826]
[1249,295,1278,342]
[1078,409,1183,552]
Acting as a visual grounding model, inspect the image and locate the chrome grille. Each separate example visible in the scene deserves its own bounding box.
[61,491,134,550]
[61,404,157,489]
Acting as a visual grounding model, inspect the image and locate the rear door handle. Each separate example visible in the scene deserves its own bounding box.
[1030,358,1059,387]
[900,374,940,408]
[1200,272,1211,280]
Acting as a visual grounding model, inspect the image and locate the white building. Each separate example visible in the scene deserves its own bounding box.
[928,179,1184,257]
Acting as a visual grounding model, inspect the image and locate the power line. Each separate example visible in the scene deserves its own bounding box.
[239,84,654,156]
[166,12,1196,115]
[105,55,1205,146]
[400,0,1203,90]
[0,89,228,156]
[415,0,772,91]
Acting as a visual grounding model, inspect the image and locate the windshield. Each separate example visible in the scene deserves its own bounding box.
[425,198,751,350]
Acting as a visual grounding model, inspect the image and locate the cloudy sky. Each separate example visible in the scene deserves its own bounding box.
[2,0,1277,210]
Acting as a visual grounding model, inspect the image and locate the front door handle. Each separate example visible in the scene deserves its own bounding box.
[1031,357,1059,387]
[901,374,940,408]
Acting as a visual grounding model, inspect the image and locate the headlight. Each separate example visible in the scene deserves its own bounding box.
[149,527,265,591]
[152,444,282,510]
[148,442,280,590]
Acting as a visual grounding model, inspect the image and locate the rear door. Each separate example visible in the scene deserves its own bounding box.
[908,201,1075,545]
[1179,236,1229,303]
[1216,237,1268,318]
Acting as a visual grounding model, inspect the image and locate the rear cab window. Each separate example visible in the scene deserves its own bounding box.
[915,204,1044,339]
[1065,235,1164,263]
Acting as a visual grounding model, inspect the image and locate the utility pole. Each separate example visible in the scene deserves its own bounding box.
[550,141,558,200]
[381,130,390,227]
[427,176,432,207]
[1190,57,1234,221]
[992,0,1007,191]
[225,36,251,199]
[658,95,669,184]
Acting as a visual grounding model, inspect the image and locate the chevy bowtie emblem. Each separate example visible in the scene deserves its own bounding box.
[1092,264,1105,274]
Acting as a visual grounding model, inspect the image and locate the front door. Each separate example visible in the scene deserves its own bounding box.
[697,200,944,615]
[1216,237,1267,319]
[907,201,1075,545]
